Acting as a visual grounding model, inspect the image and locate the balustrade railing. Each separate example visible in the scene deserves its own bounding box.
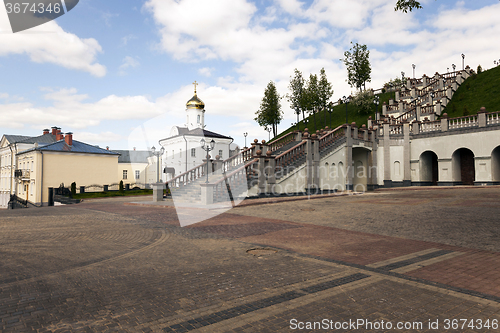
[275,140,306,171]
[268,131,296,151]
[319,125,345,149]
[419,121,441,133]
[487,112,500,125]
[421,104,434,115]
[222,146,253,172]
[390,125,403,135]
[166,163,205,188]
[448,115,478,129]
[213,159,257,202]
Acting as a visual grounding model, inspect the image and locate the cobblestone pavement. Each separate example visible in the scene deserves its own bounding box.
[1,187,500,332]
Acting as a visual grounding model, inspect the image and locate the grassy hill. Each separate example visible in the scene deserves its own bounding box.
[274,91,395,140]
[272,65,500,141]
[443,65,500,117]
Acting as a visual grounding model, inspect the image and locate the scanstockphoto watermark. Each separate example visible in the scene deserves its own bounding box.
[290,318,499,330]
[3,0,79,33]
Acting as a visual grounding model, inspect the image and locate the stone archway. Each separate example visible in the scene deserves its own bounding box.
[352,147,370,192]
[492,146,500,182]
[419,151,438,185]
[452,148,475,185]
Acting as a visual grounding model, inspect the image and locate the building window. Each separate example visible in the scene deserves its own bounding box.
[135,170,140,180]
[219,150,223,158]
[172,150,174,159]
[191,148,196,157]
[123,170,128,179]
[197,115,201,123]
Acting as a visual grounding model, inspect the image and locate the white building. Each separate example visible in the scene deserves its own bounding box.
[159,84,233,180]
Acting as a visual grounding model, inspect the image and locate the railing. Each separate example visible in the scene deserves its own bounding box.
[419,121,441,133]
[14,170,30,179]
[448,115,478,129]
[390,125,403,135]
[319,125,346,150]
[442,71,459,80]
[222,146,253,172]
[400,90,411,98]
[421,104,434,115]
[268,131,296,151]
[166,163,205,188]
[213,159,257,202]
[386,104,399,112]
[487,111,500,125]
[395,109,416,123]
[275,140,306,171]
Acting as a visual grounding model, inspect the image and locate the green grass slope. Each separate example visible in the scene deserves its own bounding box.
[274,91,395,141]
[443,65,500,117]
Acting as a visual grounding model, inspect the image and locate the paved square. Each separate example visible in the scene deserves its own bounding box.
[1,187,500,332]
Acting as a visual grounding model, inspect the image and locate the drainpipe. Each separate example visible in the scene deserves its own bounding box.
[8,144,13,197]
[40,150,44,206]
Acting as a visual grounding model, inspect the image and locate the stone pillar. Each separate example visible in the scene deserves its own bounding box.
[367,117,372,129]
[410,87,416,98]
[413,121,420,135]
[305,135,314,193]
[478,107,487,127]
[256,150,266,195]
[416,105,421,121]
[383,121,391,188]
[403,122,411,186]
[440,113,449,131]
[213,156,223,174]
[345,125,353,191]
[382,102,387,115]
[312,133,320,192]
[200,184,214,205]
[351,122,358,139]
[435,101,442,116]
[398,101,404,113]
[152,182,165,202]
[422,74,428,86]
[266,151,276,193]
[295,131,302,141]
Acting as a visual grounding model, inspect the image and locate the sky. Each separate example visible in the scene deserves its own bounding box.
[1,0,500,151]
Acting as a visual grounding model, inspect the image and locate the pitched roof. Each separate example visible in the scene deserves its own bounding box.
[18,140,120,156]
[162,127,232,141]
[114,150,151,163]
[3,135,32,144]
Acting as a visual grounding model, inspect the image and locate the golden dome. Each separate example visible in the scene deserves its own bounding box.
[186,93,205,109]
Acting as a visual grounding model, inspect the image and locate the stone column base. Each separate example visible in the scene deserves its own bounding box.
[152,183,165,202]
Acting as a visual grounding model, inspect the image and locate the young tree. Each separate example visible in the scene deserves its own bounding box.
[395,0,422,12]
[343,42,372,91]
[305,73,320,131]
[286,69,307,120]
[255,81,283,137]
[318,68,334,126]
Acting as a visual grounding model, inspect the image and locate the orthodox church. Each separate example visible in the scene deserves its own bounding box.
[159,82,233,180]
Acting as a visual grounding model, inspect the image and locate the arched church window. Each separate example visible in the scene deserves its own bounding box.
[197,115,201,124]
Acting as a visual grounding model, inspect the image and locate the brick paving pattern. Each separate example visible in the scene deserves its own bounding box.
[1,187,500,332]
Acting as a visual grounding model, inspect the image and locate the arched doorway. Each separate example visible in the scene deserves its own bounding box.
[452,148,475,185]
[492,146,500,183]
[419,151,438,185]
[352,147,370,192]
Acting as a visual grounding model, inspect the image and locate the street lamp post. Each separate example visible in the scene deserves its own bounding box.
[373,95,380,116]
[412,64,416,78]
[342,96,350,124]
[452,64,456,72]
[200,138,215,183]
[265,127,272,141]
[430,92,435,111]
[462,53,465,70]
[151,146,165,183]
[327,102,334,128]
[243,132,248,148]
[295,107,301,131]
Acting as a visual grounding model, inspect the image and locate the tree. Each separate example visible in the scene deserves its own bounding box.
[343,42,371,91]
[318,68,334,127]
[305,73,320,131]
[286,69,308,121]
[255,81,283,138]
[394,0,422,12]
[352,90,375,115]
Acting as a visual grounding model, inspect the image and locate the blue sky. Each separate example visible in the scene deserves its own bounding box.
[1,0,499,150]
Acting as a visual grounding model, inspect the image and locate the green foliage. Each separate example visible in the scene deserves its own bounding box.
[119,180,124,193]
[394,0,422,12]
[352,90,375,115]
[318,68,334,109]
[384,77,404,90]
[255,81,283,137]
[286,69,307,119]
[444,65,500,118]
[70,182,76,196]
[477,65,483,74]
[73,189,153,199]
[343,42,371,91]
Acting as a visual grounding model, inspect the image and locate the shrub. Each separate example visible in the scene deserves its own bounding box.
[70,182,76,196]
[119,180,124,193]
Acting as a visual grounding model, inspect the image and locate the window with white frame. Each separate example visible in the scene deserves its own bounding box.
[135,170,140,180]
[123,170,128,179]
[219,150,223,158]
[191,148,196,157]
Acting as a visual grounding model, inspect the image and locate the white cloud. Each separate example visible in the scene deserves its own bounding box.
[119,56,140,75]
[0,8,106,76]
[198,67,214,77]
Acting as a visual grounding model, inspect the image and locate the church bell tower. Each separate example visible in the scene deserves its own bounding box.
[186,81,205,130]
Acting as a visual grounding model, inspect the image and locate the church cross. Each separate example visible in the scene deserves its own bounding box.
[193,80,198,94]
